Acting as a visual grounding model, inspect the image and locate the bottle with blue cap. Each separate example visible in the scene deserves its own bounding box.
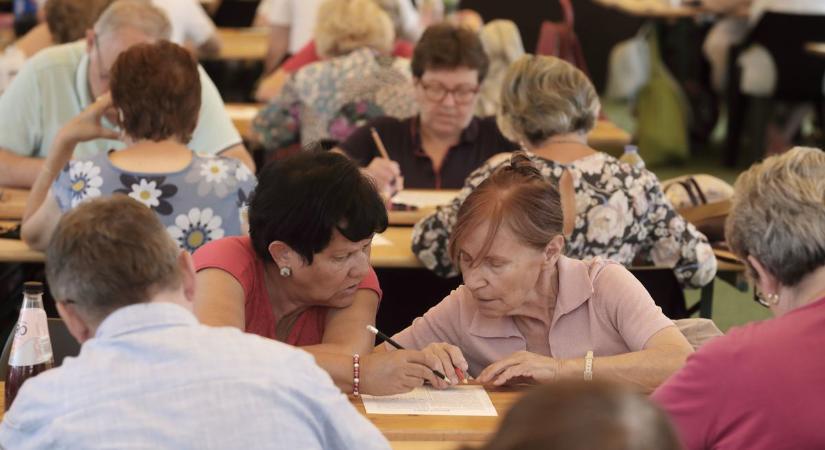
[619,145,645,170]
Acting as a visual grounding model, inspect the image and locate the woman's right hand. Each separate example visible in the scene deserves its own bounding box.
[359,349,448,396]
[421,342,469,385]
[58,93,120,145]
[363,158,402,195]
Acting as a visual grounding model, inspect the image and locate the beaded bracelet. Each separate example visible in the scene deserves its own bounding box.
[584,350,594,381]
[352,354,361,396]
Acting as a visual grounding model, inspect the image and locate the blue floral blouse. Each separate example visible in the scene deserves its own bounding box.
[53,151,256,253]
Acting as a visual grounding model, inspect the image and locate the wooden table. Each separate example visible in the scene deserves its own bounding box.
[0,226,418,267]
[593,0,706,19]
[805,42,825,58]
[226,102,630,154]
[208,27,269,61]
[0,188,28,220]
[351,387,523,443]
[0,383,520,449]
[371,227,421,269]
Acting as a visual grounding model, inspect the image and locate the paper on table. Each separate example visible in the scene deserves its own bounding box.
[372,233,392,247]
[361,385,497,416]
[392,190,458,209]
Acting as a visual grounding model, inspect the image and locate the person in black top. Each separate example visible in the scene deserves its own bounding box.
[336,24,519,191]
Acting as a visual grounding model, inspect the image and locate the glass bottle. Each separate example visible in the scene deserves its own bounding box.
[619,145,646,170]
[5,281,54,411]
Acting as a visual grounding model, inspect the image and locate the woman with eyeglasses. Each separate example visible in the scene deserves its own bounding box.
[653,147,825,450]
[336,23,519,192]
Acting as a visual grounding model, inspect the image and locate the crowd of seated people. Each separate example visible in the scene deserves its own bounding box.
[0,0,824,449]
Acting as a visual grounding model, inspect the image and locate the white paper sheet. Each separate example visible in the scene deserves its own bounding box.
[361,385,498,416]
[392,190,458,209]
[372,233,392,246]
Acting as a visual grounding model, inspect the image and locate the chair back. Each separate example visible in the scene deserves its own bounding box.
[0,318,81,379]
[748,12,825,100]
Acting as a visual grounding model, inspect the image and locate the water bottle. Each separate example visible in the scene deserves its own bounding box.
[619,145,645,170]
[5,281,54,411]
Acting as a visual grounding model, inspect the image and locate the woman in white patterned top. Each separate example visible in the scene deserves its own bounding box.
[412,55,717,289]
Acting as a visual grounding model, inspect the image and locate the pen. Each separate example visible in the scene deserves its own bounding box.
[366,325,454,384]
[369,127,392,160]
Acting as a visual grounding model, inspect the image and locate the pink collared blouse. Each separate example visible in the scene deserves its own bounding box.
[391,256,675,376]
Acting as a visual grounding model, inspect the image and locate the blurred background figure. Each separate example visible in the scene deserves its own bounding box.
[470,380,682,450]
[0,0,115,94]
[475,19,524,117]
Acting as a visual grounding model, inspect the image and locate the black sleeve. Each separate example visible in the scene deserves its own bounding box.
[338,122,380,167]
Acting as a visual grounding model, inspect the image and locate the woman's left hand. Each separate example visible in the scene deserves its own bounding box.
[477,351,562,386]
[58,93,120,145]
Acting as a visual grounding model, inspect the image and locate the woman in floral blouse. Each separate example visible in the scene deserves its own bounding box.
[22,41,255,253]
[412,55,717,289]
[252,0,416,154]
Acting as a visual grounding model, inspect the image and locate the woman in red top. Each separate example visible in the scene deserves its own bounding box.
[194,151,446,395]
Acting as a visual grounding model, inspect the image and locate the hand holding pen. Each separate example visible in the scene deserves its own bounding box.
[367,325,469,385]
[367,128,403,196]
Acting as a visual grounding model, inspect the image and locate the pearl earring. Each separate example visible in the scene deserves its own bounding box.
[279,266,292,277]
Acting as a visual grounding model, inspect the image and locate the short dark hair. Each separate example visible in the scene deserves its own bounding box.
[469,381,681,450]
[249,151,388,264]
[110,41,201,143]
[411,23,489,82]
[45,0,115,43]
[46,196,182,323]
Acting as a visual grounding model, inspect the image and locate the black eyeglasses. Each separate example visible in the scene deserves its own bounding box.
[418,81,479,104]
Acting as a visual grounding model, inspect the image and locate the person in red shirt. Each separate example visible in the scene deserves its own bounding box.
[653,147,825,450]
[193,151,447,396]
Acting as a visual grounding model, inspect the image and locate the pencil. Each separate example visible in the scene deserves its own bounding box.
[366,325,452,384]
[370,127,391,160]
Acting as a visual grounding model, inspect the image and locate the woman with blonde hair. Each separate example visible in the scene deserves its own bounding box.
[475,20,524,117]
[254,0,416,155]
[413,54,716,291]
[654,147,825,449]
[254,0,417,101]
[381,153,693,391]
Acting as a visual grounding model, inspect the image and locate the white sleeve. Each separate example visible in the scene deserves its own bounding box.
[259,0,292,26]
[178,0,218,46]
[187,66,243,155]
[397,0,422,41]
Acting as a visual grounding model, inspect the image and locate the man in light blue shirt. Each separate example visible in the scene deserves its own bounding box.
[0,195,389,450]
[0,0,253,188]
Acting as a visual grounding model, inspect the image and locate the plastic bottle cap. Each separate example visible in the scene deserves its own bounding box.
[23,281,44,295]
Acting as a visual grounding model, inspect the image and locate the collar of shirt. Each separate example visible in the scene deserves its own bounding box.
[466,255,594,339]
[409,115,481,158]
[94,302,198,340]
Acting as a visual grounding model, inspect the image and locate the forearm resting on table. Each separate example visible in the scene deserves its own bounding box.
[559,344,691,393]
[302,347,363,392]
[0,149,43,189]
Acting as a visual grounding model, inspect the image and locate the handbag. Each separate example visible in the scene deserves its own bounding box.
[635,30,691,166]
[534,0,589,75]
[663,174,734,243]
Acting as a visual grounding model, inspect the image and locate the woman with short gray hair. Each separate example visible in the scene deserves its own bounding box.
[413,55,716,290]
[653,146,825,450]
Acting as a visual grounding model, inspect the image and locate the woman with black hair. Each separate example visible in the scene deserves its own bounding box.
[193,151,447,396]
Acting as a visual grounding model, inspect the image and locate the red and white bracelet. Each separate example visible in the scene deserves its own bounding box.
[352,353,361,396]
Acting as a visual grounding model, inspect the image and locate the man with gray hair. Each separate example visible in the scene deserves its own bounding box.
[0,195,390,449]
[0,0,253,189]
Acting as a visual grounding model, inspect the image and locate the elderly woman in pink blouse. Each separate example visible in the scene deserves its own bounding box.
[379,153,693,392]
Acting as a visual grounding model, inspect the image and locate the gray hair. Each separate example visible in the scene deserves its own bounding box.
[726,146,825,287]
[46,196,182,324]
[94,0,171,41]
[496,55,600,146]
